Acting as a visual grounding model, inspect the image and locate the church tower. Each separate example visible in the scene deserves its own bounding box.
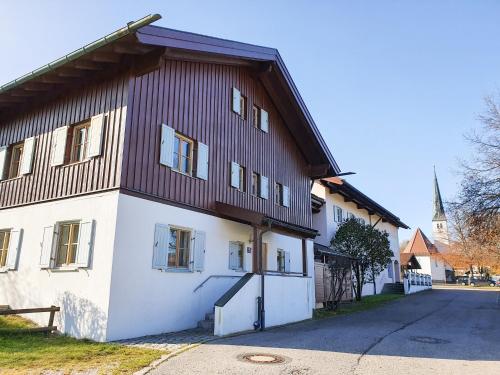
[432,168,449,248]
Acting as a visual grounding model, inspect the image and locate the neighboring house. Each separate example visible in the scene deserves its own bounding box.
[0,15,340,341]
[401,170,453,282]
[311,177,409,296]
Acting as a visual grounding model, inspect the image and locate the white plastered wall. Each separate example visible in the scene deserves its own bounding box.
[312,182,402,296]
[415,255,446,282]
[0,191,120,341]
[106,193,314,341]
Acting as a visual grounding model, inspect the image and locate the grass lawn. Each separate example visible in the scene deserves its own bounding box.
[0,315,164,375]
[313,293,404,319]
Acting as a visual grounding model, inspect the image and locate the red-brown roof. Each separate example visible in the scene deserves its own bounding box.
[402,228,440,256]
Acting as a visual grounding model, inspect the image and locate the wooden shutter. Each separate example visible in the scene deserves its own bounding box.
[0,146,7,180]
[20,137,36,175]
[75,220,94,268]
[283,185,290,207]
[193,230,206,272]
[160,124,175,167]
[260,109,269,133]
[260,175,269,199]
[196,142,209,180]
[284,251,291,273]
[51,126,68,166]
[40,225,55,269]
[6,229,22,270]
[232,87,241,114]
[87,114,105,158]
[152,224,169,270]
[230,162,240,188]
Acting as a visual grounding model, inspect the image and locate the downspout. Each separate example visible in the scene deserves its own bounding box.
[258,220,272,331]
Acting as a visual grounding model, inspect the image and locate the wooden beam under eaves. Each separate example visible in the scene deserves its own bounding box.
[73,60,103,70]
[23,82,53,91]
[90,52,122,63]
[57,68,84,78]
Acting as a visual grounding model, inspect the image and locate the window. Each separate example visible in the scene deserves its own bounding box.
[252,172,260,196]
[168,227,191,269]
[277,249,285,272]
[229,241,244,271]
[55,222,80,267]
[334,206,343,222]
[7,143,23,179]
[0,230,10,268]
[253,105,260,129]
[172,133,194,175]
[275,183,283,205]
[70,122,91,163]
[237,165,246,192]
[240,95,247,120]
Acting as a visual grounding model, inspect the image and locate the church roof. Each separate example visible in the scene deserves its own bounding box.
[402,228,440,256]
[432,169,446,221]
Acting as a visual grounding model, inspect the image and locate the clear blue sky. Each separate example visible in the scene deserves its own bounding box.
[2,1,499,242]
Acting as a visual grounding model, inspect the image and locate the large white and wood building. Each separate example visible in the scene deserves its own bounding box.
[0,15,341,341]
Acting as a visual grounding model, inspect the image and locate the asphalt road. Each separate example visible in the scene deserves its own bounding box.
[152,288,500,375]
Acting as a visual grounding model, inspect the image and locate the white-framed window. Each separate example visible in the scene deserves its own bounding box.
[152,224,205,272]
[334,206,343,222]
[173,133,194,176]
[231,162,246,192]
[40,220,94,270]
[0,230,11,268]
[229,241,245,271]
[277,249,290,273]
[251,172,260,196]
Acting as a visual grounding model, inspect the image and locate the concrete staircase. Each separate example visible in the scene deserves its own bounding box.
[382,282,405,295]
[197,310,214,331]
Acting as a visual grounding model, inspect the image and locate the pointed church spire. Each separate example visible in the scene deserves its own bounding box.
[432,167,446,221]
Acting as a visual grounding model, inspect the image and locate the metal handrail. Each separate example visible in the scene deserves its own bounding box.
[193,275,241,293]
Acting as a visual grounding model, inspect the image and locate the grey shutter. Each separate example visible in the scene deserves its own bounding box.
[260,109,269,133]
[196,142,209,180]
[51,126,68,166]
[260,175,269,199]
[232,87,241,114]
[284,251,291,273]
[152,224,169,270]
[283,185,290,207]
[0,146,7,181]
[193,230,206,272]
[230,162,240,189]
[40,225,55,269]
[20,137,36,175]
[160,124,175,167]
[75,220,94,268]
[6,229,22,270]
[87,114,105,158]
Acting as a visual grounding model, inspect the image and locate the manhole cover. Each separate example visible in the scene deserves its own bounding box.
[410,336,450,344]
[238,353,287,364]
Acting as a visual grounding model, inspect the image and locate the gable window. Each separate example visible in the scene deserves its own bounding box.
[173,133,194,175]
[7,143,23,179]
[334,206,343,222]
[240,95,247,120]
[275,183,283,205]
[55,222,80,267]
[168,227,191,269]
[229,241,244,271]
[252,172,260,196]
[253,105,260,129]
[69,122,91,163]
[0,230,11,268]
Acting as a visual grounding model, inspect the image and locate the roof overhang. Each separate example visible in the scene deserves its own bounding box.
[320,177,409,229]
[0,15,339,178]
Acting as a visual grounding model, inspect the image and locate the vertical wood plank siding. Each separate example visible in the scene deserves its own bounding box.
[0,75,128,208]
[122,60,313,228]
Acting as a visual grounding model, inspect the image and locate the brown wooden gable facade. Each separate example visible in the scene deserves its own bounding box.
[0,74,128,208]
[0,22,339,231]
[121,59,313,228]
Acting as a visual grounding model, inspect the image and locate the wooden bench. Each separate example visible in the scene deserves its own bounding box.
[0,306,60,333]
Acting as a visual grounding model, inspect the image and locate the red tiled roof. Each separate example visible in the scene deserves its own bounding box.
[402,228,440,256]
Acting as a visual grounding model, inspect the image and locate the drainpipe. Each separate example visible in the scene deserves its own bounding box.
[258,220,272,331]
